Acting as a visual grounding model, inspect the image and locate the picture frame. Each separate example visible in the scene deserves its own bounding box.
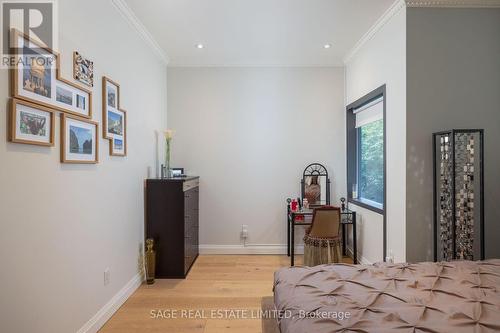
[110,111,127,156]
[102,77,120,139]
[9,98,55,146]
[102,76,127,156]
[73,51,94,87]
[10,28,93,119]
[61,114,99,164]
[171,168,184,177]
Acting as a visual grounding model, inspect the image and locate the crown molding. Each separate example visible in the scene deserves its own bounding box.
[406,0,500,7]
[167,63,345,68]
[111,0,169,64]
[343,0,406,64]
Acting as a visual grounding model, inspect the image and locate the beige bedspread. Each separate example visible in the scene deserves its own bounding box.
[273,260,500,333]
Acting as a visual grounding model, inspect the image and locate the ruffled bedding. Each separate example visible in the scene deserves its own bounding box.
[273,260,500,333]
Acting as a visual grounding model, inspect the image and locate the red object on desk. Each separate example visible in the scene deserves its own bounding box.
[295,214,304,221]
[291,199,298,211]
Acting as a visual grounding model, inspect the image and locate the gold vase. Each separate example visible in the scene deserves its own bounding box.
[145,238,156,285]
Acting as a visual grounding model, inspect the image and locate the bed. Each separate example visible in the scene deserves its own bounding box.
[273,260,500,333]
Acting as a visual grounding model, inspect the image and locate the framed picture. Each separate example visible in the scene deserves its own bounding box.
[9,98,55,146]
[73,51,94,87]
[10,29,93,119]
[108,108,127,156]
[61,114,99,164]
[171,168,184,177]
[110,135,126,156]
[107,109,125,137]
[102,77,121,139]
[102,76,127,156]
[109,110,127,156]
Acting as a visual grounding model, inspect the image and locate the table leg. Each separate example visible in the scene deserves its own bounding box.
[287,212,291,257]
[291,220,295,266]
[342,224,347,256]
[353,212,357,264]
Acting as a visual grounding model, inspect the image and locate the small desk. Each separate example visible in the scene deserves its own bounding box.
[287,207,357,266]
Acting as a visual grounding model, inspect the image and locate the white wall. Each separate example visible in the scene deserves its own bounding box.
[167,67,345,252]
[0,1,167,332]
[345,5,406,263]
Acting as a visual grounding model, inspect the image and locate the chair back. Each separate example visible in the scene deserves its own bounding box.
[309,206,341,238]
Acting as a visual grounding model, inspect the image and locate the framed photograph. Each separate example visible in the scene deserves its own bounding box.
[110,109,127,156]
[110,135,127,156]
[10,29,93,119]
[107,109,125,137]
[61,114,99,164]
[9,98,55,146]
[103,76,127,156]
[171,168,185,177]
[102,77,121,139]
[73,51,94,87]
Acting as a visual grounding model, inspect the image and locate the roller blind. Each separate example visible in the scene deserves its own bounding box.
[354,97,383,128]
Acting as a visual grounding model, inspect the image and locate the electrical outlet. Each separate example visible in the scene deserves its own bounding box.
[241,225,248,239]
[104,268,110,286]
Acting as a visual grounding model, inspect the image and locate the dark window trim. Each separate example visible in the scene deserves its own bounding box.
[346,84,387,261]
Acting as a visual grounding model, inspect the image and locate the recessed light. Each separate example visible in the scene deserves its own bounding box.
[324,44,332,49]
[196,44,204,49]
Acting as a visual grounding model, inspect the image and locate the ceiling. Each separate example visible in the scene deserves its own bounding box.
[123,0,395,66]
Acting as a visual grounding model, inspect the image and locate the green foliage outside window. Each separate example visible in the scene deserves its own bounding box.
[359,119,384,205]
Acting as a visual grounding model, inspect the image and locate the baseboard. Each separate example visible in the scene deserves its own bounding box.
[77,273,143,333]
[199,244,373,265]
[199,244,304,255]
[345,246,372,265]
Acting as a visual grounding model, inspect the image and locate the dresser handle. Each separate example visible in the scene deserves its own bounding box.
[185,215,190,219]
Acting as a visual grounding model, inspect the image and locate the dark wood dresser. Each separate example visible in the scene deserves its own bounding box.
[146,177,199,278]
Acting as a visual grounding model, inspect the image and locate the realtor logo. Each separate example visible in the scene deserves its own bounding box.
[1,1,56,54]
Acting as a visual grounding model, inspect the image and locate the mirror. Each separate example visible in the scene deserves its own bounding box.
[304,175,327,205]
[301,163,330,206]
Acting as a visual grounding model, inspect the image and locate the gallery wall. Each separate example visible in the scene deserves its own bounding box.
[0,0,167,332]
[345,3,406,263]
[406,8,500,262]
[167,66,345,253]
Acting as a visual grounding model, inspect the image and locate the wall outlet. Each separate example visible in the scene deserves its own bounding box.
[104,268,110,286]
[241,225,248,239]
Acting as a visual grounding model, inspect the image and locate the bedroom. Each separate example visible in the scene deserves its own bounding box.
[0,0,499,332]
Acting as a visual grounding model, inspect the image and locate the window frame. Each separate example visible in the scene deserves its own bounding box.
[346,85,387,259]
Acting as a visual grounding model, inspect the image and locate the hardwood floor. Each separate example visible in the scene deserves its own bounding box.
[99,255,352,333]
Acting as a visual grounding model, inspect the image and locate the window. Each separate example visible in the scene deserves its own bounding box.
[347,87,385,213]
[358,116,384,207]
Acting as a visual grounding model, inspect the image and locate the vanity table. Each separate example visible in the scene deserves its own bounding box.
[286,163,357,266]
[287,206,357,266]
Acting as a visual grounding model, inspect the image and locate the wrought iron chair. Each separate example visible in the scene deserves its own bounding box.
[303,206,342,266]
